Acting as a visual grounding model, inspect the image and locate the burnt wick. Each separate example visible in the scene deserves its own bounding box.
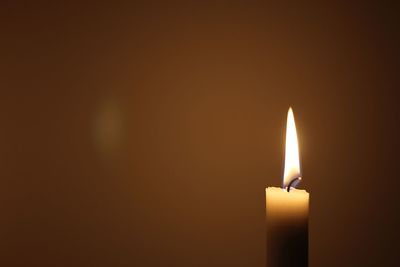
[287,177,302,192]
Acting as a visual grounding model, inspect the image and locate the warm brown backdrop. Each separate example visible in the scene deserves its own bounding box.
[0,1,399,266]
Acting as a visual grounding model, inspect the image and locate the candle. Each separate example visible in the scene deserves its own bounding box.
[265,108,309,267]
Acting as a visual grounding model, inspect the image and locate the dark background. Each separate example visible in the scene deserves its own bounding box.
[0,1,399,266]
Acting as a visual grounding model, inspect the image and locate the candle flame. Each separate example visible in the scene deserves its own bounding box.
[283,107,301,188]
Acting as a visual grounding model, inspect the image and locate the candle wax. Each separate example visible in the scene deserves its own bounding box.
[265,187,309,267]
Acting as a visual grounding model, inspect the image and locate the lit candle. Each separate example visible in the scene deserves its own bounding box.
[265,107,309,267]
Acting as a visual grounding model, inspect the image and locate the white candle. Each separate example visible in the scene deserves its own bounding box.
[265,108,309,267]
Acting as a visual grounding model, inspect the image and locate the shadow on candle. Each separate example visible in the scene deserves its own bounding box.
[267,221,309,267]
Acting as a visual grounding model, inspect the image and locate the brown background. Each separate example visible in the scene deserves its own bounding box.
[0,1,399,266]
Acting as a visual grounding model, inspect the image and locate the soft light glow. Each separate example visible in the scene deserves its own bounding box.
[283,107,301,188]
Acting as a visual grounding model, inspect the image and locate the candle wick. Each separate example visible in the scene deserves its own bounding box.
[287,177,301,192]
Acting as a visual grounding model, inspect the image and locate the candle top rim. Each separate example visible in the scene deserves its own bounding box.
[266,186,309,194]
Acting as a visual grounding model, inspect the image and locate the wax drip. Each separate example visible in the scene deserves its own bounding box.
[287,177,302,192]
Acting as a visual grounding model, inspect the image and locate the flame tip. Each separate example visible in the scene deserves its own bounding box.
[288,107,294,117]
